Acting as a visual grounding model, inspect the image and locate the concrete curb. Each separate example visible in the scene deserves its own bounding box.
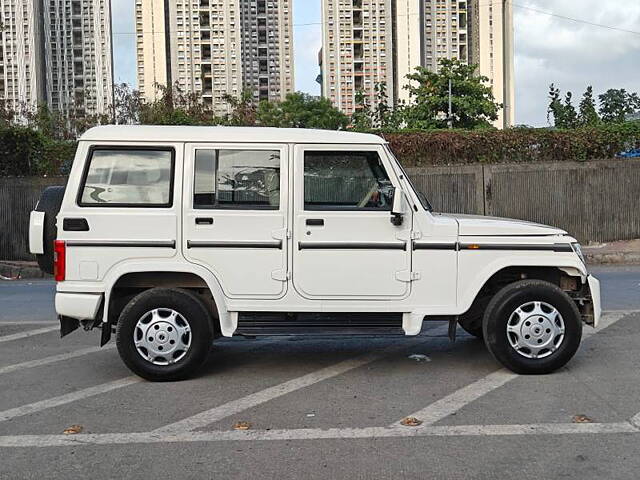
[0,262,50,280]
[585,252,640,266]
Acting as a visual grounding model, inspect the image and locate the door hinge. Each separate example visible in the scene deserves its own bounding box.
[272,228,290,240]
[396,270,421,282]
[271,269,290,282]
[396,230,422,241]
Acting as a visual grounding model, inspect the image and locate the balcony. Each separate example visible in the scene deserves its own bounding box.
[352,11,362,28]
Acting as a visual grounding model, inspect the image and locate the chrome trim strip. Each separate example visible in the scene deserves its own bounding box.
[298,241,407,251]
[187,240,282,249]
[413,242,457,250]
[457,243,573,252]
[66,240,176,248]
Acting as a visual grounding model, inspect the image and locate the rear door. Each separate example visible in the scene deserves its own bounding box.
[182,143,288,299]
[61,143,180,283]
[292,144,412,300]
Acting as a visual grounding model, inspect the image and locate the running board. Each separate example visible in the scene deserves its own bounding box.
[235,312,404,336]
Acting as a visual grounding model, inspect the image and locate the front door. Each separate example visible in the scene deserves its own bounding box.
[292,145,412,300]
[183,143,288,299]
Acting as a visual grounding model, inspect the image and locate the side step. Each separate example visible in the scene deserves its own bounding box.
[235,312,404,336]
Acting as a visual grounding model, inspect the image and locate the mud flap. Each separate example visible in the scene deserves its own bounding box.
[59,315,80,338]
[448,317,458,342]
[100,321,112,347]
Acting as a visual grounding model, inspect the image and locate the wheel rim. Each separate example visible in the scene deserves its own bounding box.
[133,308,192,366]
[506,301,565,359]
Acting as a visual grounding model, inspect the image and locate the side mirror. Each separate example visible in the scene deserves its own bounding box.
[390,188,404,226]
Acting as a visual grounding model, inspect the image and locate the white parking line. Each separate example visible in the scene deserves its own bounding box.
[0,326,59,343]
[401,369,517,426]
[393,311,631,426]
[0,345,116,376]
[0,321,58,325]
[153,335,442,435]
[0,377,141,423]
[0,421,637,448]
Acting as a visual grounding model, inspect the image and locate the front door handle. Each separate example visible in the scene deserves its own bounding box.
[306,218,324,226]
[195,217,214,225]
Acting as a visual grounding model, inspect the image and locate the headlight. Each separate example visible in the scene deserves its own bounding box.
[572,242,586,265]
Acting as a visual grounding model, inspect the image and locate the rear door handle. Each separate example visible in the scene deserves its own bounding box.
[306,218,324,226]
[63,218,89,231]
[195,217,214,225]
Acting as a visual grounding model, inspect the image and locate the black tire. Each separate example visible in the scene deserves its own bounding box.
[482,280,582,375]
[34,186,66,274]
[116,288,213,381]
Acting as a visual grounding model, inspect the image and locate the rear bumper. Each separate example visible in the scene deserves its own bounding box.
[55,292,103,321]
[587,275,602,327]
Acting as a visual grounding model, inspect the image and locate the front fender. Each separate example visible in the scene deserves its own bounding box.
[456,251,588,315]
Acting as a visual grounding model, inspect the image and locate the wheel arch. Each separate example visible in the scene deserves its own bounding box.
[101,262,232,344]
[457,263,588,334]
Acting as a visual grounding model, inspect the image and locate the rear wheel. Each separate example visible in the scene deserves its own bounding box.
[482,280,582,374]
[116,288,213,381]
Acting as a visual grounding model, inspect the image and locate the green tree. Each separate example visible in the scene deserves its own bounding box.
[139,83,216,125]
[351,83,405,130]
[578,86,600,126]
[547,84,578,129]
[563,92,578,129]
[222,90,257,126]
[599,88,640,124]
[256,92,349,130]
[403,58,501,129]
[111,83,143,125]
[351,90,373,130]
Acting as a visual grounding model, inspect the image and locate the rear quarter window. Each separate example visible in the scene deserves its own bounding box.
[78,147,175,207]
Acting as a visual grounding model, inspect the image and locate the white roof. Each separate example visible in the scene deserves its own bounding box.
[80,125,386,145]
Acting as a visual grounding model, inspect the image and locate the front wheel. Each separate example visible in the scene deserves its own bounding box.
[116,288,213,381]
[482,280,582,374]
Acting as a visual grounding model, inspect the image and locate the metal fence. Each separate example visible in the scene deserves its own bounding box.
[0,177,67,261]
[1,158,639,260]
[407,158,640,243]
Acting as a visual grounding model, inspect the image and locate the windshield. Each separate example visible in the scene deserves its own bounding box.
[384,145,433,212]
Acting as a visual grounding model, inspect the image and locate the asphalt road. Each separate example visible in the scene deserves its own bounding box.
[0,266,639,479]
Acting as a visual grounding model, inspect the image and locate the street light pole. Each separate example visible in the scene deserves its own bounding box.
[448,77,453,129]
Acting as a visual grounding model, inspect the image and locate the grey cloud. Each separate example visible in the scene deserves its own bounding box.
[514,0,640,126]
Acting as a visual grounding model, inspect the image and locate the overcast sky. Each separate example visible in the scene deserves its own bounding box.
[111,0,640,126]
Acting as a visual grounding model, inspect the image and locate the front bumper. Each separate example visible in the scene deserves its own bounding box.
[587,274,602,327]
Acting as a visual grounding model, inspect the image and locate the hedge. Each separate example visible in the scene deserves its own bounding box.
[0,122,638,176]
[0,127,77,177]
[381,121,640,166]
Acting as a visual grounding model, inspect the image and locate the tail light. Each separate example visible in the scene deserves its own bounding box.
[53,240,66,282]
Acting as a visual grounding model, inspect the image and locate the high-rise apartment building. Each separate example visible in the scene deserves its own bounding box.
[136,0,294,114]
[45,0,113,118]
[320,0,394,117]
[467,0,514,128]
[135,0,170,99]
[395,0,514,127]
[0,0,46,112]
[322,0,514,127]
[0,0,113,119]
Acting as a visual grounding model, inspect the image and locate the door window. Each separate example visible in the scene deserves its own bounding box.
[79,148,174,207]
[194,149,280,209]
[304,151,393,211]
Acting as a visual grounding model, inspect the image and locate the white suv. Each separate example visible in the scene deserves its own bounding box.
[29,126,601,381]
